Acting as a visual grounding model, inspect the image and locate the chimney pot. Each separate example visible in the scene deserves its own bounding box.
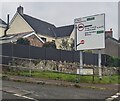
[110,28,112,31]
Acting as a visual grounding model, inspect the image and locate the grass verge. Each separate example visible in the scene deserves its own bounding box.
[3,70,120,84]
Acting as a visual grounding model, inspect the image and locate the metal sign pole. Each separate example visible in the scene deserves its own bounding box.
[74,19,83,81]
[98,49,102,79]
[80,51,83,75]
[74,22,77,51]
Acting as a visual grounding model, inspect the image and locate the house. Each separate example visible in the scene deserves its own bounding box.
[104,29,120,58]
[92,29,120,58]
[0,18,7,37]
[7,6,74,49]
[6,6,120,58]
[105,28,113,37]
[102,36,120,58]
[0,31,44,47]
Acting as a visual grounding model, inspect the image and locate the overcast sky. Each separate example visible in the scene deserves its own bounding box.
[0,1,119,39]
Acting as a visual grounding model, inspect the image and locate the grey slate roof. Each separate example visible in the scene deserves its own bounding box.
[106,36,119,43]
[0,18,7,28]
[0,31,33,44]
[21,14,74,38]
[0,31,45,44]
[0,18,7,25]
[54,25,74,38]
[22,14,56,37]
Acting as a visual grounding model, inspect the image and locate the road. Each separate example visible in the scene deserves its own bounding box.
[2,80,118,100]
[3,91,26,100]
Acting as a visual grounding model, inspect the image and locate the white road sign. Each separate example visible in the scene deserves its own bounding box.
[74,14,105,50]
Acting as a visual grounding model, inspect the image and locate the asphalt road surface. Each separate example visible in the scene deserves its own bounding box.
[2,80,118,100]
[3,91,26,100]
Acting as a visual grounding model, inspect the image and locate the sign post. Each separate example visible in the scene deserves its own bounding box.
[74,22,77,51]
[74,20,83,81]
[74,14,105,80]
[98,49,102,79]
[80,51,83,75]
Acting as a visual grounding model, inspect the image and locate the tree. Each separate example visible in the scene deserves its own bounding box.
[69,38,74,50]
[59,38,68,50]
[16,38,30,45]
[59,38,74,50]
[42,41,56,49]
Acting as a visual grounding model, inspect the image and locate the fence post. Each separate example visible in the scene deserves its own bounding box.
[60,49,62,62]
[29,59,32,77]
[93,67,95,82]
[109,67,112,83]
[29,45,32,77]
[73,51,74,63]
[44,48,47,69]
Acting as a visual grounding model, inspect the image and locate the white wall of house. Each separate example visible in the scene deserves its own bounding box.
[7,13,34,35]
[70,29,75,39]
[0,27,5,37]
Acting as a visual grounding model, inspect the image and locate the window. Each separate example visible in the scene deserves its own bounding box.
[41,37,46,42]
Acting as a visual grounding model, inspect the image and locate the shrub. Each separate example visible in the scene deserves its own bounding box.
[42,41,56,49]
[105,55,120,67]
[16,38,30,45]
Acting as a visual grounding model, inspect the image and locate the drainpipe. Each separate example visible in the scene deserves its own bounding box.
[4,14,9,37]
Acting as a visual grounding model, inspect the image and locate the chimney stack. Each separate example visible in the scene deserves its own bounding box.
[110,28,112,31]
[17,6,24,15]
[105,28,113,38]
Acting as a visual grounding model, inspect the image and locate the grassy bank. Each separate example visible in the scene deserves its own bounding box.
[3,70,120,84]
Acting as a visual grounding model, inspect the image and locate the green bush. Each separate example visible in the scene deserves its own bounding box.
[105,55,120,67]
[16,38,30,45]
[42,41,56,49]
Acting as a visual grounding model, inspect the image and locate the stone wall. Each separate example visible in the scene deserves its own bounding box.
[8,59,119,75]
